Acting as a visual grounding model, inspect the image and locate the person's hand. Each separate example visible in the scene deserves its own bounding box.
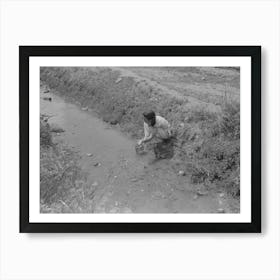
[137,139,143,146]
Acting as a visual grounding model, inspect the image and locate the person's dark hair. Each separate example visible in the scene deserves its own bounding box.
[143,111,156,126]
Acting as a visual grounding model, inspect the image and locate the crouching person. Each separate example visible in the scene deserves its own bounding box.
[137,110,175,159]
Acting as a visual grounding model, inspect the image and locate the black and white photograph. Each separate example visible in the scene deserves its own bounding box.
[40,66,241,214]
[19,46,260,233]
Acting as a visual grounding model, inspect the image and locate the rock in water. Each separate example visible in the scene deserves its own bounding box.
[115,77,122,83]
[178,170,186,176]
[196,190,208,196]
[50,124,65,133]
[193,194,199,200]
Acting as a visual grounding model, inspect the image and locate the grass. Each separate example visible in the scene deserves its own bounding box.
[176,97,240,197]
[40,115,97,213]
[40,66,240,199]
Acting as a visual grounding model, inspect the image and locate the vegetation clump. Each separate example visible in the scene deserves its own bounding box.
[40,115,96,213]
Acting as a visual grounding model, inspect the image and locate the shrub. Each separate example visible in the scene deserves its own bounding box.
[40,115,96,212]
[220,100,240,139]
[40,116,52,147]
[40,143,97,212]
[178,100,240,196]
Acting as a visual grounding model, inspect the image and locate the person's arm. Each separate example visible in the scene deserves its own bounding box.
[142,133,153,143]
[138,123,153,144]
[167,122,172,137]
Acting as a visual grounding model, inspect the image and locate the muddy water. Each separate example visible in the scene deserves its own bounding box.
[41,89,225,213]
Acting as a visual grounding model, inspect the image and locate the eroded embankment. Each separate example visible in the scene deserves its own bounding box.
[40,67,240,199]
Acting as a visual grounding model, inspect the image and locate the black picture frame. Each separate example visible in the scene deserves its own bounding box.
[20,46,261,233]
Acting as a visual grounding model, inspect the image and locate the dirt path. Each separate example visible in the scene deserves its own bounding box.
[41,88,230,213]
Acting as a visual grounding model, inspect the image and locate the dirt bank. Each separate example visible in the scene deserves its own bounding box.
[40,67,240,202]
